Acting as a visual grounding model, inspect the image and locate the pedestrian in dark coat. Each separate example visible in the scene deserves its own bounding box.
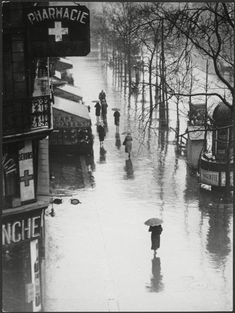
[113,110,120,132]
[95,101,101,124]
[97,123,106,147]
[149,225,163,253]
[123,132,133,158]
[99,89,106,101]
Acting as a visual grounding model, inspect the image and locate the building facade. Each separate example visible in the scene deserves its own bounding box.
[2,2,53,311]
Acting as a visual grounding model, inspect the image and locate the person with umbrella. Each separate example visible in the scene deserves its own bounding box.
[145,218,163,254]
[95,101,101,124]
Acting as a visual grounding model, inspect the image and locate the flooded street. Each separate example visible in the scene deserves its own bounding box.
[45,56,233,311]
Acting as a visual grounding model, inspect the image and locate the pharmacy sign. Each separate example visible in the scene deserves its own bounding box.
[25,5,90,56]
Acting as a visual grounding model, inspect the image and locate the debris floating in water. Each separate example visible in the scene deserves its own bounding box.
[71,198,82,205]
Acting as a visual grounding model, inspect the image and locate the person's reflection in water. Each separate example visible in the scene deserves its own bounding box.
[124,158,134,179]
[146,255,164,293]
[115,132,121,149]
[99,146,107,163]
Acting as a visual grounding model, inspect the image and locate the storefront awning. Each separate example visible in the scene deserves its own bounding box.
[54,84,83,102]
[55,57,73,72]
[53,96,90,121]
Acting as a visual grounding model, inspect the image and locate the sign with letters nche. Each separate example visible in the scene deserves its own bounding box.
[24,5,90,57]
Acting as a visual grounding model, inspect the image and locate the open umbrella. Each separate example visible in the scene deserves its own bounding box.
[112,107,120,111]
[144,218,163,226]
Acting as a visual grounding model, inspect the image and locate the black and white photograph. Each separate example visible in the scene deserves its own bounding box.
[1,1,234,312]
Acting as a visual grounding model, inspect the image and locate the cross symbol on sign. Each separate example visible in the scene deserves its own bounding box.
[48,22,68,42]
[20,170,34,187]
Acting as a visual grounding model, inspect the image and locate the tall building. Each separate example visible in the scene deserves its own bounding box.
[2,2,53,311]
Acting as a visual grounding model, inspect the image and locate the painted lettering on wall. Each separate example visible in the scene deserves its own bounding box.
[27,7,89,25]
[2,216,41,245]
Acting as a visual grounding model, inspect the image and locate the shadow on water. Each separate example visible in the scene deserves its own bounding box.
[124,158,134,179]
[99,146,107,164]
[115,132,121,149]
[183,164,232,268]
[198,189,232,268]
[49,151,95,192]
[146,255,164,293]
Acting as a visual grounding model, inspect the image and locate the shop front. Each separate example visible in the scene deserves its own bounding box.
[2,207,46,312]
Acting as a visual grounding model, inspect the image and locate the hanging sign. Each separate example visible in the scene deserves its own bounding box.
[200,169,219,186]
[19,140,35,202]
[24,5,90,57]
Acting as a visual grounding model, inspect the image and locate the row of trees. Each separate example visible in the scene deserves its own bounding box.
[92,2,234,127]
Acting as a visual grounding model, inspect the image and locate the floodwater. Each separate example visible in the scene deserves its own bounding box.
[45,55,233,311]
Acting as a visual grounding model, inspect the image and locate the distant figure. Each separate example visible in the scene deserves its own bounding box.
[99,89,106,102]
[97,123,106,147]
[95,101,101,124]
[149,225,163,254]
[123,132,133,158]
[113,110,120,132]
[87,105,91,112]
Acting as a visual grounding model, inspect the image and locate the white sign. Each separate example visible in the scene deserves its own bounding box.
[200,169,219,186]
[30,239,42,311]
[19,140,35,202]
[48,21,68,42]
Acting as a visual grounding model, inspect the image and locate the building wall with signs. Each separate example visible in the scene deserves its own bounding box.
[2,2,51,312]
[3,1,91,311]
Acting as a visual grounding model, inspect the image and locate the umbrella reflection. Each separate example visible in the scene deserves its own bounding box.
[124,158,134,179]
[99,146,107,163]
[146,255,164,293]
[115,132,121,149]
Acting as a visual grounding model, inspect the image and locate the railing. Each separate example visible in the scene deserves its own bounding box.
[3,95,52,136]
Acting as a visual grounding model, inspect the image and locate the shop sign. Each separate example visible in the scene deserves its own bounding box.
[24,5,90,56]
[30,240,41,311]
[19,140,35,202]
[2,213,42,246]
[200,169,219,186]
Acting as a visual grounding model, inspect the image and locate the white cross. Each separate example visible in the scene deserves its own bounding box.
[48,22,68,42]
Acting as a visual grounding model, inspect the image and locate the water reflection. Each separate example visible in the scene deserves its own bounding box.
[115,132,121,149]
[49,151,95,191]
[146,255,164,293]
[99,146,107,163]
[124,158,134,179]
[199,189,232,268]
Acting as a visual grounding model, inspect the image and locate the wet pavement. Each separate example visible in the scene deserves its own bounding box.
[44,56,233,311]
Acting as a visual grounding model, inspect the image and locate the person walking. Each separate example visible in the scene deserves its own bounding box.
[113,110,120,132]
[99,89,106,102]
[148,225,163,254]
[97,123,106,147]
[94,101,101,125]
[123,132,133,159]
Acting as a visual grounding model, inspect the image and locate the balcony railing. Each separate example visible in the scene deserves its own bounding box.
[3,95,52,137]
